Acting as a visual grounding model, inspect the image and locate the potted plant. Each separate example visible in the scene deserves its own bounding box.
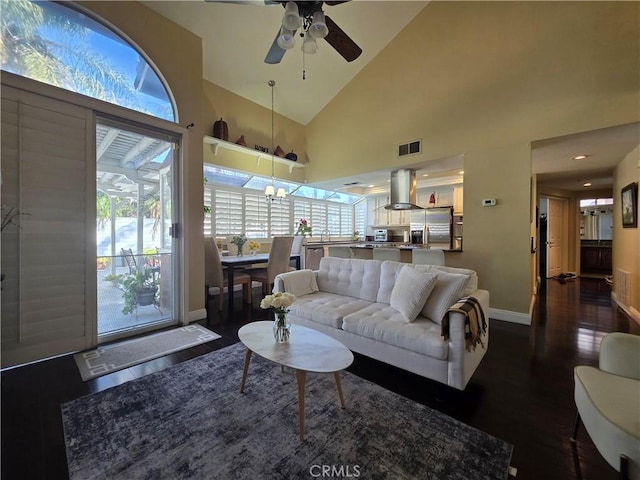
[108,268,158,314]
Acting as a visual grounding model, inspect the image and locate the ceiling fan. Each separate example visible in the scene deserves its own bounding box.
[208,1,362,64]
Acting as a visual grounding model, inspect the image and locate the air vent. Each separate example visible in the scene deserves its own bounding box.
[398,139,422,157]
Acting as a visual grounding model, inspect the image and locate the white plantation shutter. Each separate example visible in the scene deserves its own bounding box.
[245,192,268,238]
[340,204,354,237]
[1,85,92,367]
[214,189,243,236]
[311,203,327,234]
[203,186,213,236]
[327,203,340,237]
[354,200,366,237]
[270,200,290,236]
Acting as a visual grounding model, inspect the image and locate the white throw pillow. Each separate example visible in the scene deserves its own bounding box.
[390,266,438,322]
[421,271,469,325]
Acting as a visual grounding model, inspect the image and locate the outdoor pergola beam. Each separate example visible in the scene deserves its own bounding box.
[97,128,120,161]
[121,137,155,168]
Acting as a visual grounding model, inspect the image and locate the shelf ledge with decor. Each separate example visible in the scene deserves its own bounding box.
[203,136,305,173]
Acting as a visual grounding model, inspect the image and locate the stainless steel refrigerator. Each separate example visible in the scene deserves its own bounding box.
[425,206,453,249]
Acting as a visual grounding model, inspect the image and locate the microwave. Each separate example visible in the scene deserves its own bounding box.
[374,229,390,242]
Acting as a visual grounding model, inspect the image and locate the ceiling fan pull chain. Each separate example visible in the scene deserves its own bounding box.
[302,50,306,80]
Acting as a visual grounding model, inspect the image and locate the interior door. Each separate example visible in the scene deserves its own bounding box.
[547,198,566,278]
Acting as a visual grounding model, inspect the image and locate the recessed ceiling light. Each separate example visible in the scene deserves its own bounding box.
[583,182,592,187]
[422,173,429,177]
[458,170,464,175]
[573,154,588,160]
[368,184,374,188]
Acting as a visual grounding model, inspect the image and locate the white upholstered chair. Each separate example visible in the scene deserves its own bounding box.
[204,237,252,311]
[571,332,640,479]
[249,236,294,295]
[327,245,353,258]
[289,235,305,271]
[412,248,445,266]
[372,247,401,262]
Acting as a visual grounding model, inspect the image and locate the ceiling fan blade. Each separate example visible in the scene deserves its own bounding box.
[324,15,362,62]
[264,28,287,64]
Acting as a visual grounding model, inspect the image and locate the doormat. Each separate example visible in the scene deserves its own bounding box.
[63,342,513,479]
[73,325,220,381]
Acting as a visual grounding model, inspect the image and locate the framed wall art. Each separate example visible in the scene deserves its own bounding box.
[621,182,638,228]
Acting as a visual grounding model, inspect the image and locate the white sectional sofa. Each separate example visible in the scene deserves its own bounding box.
[273,257,489,391]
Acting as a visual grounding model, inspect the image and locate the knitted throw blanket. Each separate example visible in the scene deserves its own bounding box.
[442,297,487,352]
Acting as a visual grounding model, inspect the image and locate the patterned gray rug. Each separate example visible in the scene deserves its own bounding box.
[73,324,220,381]
[62,342,512,479]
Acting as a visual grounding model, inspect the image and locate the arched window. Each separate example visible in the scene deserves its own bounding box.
[1,0,175,121]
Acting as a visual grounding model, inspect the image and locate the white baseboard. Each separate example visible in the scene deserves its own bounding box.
[611,292,640,326]
[188,309,207,323]
[489,308,532,325]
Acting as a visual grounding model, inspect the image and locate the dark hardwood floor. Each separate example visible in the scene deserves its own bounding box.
[2,277,638,479]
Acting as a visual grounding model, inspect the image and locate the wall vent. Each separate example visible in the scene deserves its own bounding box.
[398,139,422,157]
[616,269,631,307]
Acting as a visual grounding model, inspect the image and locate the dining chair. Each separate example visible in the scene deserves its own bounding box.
[412,248,445,266]
[249,236,294,295]
[289,235,305,271]
[327,245,354,258]
[204,237,252,312]
[372,247,401,262]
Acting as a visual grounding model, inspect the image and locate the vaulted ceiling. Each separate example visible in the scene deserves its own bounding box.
[142,1,639,192]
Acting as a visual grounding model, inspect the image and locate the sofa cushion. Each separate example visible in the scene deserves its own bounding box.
[421,271,469,325]
[288,292,373,329]
[317,257,382,302]
[429,266,479,297]
[342,303,448,359]
[377,261,431,304]
[390,266,438,322]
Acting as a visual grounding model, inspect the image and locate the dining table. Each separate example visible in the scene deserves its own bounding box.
[220,253,301,314]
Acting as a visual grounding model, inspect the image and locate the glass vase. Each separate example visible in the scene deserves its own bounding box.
[237,244,243,256]
[273,313,291,343]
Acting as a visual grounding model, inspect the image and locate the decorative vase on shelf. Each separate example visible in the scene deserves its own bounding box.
[235,135,247,147]
[274,145,285,157]
[273,314,291,343]
[213,118,229,141]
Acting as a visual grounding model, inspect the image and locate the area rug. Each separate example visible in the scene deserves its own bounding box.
[62,342,513,480]
[73,324,220,381]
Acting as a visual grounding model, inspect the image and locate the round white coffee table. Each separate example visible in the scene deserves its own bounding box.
[238,321,354,440]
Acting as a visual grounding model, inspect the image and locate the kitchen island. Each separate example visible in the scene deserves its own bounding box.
[303,241,461,269]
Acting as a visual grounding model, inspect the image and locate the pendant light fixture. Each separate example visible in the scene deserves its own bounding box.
[265,80,286,202]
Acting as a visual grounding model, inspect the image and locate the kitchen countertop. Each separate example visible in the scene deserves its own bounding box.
[304,242,462,252]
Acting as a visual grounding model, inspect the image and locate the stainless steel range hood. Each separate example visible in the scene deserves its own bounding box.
[384,168,423,210]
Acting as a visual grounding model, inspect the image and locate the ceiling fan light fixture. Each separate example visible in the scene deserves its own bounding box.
[308,11,328,39]
[277,27,296,49]
[302,32,318,54]
[282,2,302,31]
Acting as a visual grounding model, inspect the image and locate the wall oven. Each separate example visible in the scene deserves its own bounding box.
[374,229,390,242]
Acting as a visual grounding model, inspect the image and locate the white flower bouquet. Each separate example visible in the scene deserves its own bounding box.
[261,292,297,342]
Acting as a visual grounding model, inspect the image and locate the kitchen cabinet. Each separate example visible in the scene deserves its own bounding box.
[367,195,408,227]
[453,186,464,215]
[580,244,612,274]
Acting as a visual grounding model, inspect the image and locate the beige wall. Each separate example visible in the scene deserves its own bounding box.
[306,1,639,319]
[202,81,306,184]
[79,1,639,320]
[613,146,640,320]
